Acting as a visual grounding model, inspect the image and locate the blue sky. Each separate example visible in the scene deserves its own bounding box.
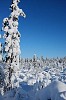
[0,0,66,58]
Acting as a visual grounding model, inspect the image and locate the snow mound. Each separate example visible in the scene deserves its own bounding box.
[3,87,29,100]
[35,81,66,100]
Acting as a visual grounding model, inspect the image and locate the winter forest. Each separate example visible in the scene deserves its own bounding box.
[0,0,66,100]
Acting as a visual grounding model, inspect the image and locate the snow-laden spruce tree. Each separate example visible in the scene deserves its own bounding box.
[0,42,2,61]
[2,0,26,90]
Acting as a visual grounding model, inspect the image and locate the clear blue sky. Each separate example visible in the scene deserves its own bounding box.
[0,0,66,58]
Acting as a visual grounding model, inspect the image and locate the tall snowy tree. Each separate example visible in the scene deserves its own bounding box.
[33,54,37,68]
[0,42,2,61]
[2,0,26,91]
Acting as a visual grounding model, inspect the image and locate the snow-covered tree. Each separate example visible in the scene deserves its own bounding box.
[33,54,37,68]
[2,0,26,90]
[0,42,2,61]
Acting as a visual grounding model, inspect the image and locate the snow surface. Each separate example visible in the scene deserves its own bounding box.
[0,81,66,100]
[35,81,66,100]
[0,56,66,100]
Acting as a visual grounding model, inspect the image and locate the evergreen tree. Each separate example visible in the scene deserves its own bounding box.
[33,54,37,68]
[0,42,2,61]
[2,0,26,91]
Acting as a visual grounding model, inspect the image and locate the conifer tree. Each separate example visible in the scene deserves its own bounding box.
[2,0,26,90]
[0,42,2,61]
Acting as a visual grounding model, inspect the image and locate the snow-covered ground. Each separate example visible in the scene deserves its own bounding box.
[0,57,66,100]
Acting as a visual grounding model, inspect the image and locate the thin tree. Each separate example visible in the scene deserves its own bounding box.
[2,0,26,91]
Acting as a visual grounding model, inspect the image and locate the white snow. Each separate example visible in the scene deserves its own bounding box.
[35,81,66,100]
[0,56,66,100]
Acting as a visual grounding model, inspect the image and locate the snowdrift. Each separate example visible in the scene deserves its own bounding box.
[0,81,65,100]
[35,81,66,100]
